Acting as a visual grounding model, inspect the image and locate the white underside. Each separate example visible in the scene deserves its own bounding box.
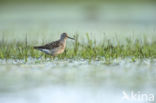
[40,49,51,54]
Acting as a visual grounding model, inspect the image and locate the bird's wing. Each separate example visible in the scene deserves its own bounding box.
[34,40,60,50]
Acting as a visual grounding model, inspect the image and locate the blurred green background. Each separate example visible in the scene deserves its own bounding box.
[0,0,156,43]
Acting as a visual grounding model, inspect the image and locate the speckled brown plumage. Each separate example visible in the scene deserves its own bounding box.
[34,40,62,50]
[33,33,74,56]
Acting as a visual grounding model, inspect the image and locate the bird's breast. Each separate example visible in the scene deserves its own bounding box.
[51,42,66,56]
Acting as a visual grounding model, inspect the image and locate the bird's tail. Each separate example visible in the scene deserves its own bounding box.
[33,46,41,49]
[33,46,50,54]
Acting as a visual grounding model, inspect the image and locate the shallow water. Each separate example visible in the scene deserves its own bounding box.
[0,59,155,103]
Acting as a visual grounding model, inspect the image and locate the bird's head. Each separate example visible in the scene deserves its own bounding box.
[60,33,75,40]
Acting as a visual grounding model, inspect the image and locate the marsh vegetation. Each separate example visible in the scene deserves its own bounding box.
[0,34,156,63]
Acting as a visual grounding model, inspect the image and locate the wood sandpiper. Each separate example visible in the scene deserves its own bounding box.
[34,33,75,56]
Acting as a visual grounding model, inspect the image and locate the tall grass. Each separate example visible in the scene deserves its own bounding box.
[0,34,156,62]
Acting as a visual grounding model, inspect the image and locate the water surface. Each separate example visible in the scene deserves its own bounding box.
[0,59,155,103]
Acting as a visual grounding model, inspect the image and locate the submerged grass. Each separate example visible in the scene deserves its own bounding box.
[0,34,156,62]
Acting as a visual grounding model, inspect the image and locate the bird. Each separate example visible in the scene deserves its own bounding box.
[34,33,75,56]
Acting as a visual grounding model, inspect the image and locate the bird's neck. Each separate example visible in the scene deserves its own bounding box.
[60,38,66,44]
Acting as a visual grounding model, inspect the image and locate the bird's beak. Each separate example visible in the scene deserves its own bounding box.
[67,36,75,40]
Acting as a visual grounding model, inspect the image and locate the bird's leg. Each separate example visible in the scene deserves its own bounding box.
[38,53,44,59]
